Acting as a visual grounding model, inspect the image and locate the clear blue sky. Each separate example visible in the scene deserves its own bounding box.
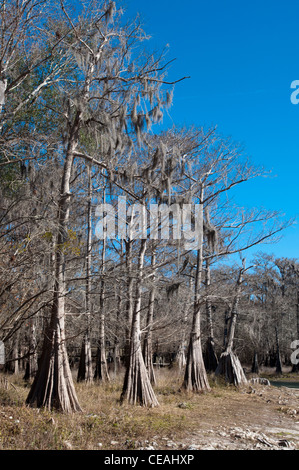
[124,0,299,260]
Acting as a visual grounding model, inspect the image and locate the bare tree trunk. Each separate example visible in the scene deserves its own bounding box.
[177,342,187,370]
[124,239,134,367]
[177,292,191,371]
[275,326,283,375]
[94,232,110,382]
[251,351,259,374]
[113,289,122,375]
[182,247,210,393]
[223,309,229,350]
[204,258,218,372]
[215,260,247,387]
[78,165,93,383]
[113,241,124,375]
[121,239,159,407]
[94,288,110,382]
[24,317,38,381]
[26,120,82,413]
[177,311,188,371]
[30,317,38,378]
[143,250,156,385]
[13,330,19,375]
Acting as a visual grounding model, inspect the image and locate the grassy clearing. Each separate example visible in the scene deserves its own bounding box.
[0,368,243,450]
[5,368,299,451]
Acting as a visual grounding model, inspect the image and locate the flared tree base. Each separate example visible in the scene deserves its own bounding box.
[182,338,211,393]
[26,336,82,413]
[215,351,247,387]
[121,347,159,407]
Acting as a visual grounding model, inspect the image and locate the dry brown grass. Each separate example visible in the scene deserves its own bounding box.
[0,368,225,450]
[0,368,298,450]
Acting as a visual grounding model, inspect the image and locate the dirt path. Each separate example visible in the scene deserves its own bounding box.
[136,383,299,451]
[171,384,299,450]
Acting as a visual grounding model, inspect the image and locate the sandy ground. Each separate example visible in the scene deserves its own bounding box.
[162,384,299,450]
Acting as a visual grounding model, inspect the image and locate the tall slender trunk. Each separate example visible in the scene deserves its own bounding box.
[251,351,259,374]
[275,326,283,375]
[124,239,134,367]
[204,258,218,372]
[225,261,246,353]
[24,317,38,381]
[94,228,110,382]
[13,330,19,375]
[223,310,229,350]
[177,284,192,371]
[183,247,210,393]
[143,250,156,385]
[113,241,124,374]
[215,260,247,386]
[113,285,122,374]
[78,165,93,383]
[121,239,159,407]
[26,116,82,413]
